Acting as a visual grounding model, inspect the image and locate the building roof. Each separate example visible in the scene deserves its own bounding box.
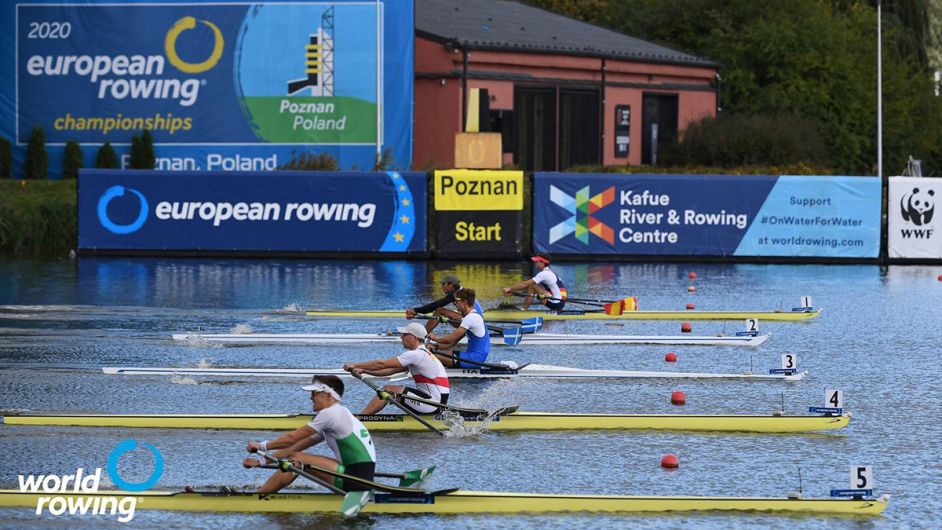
[415,0,716,67]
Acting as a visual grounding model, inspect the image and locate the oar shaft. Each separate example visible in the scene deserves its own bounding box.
[256,451,346,494]
[347,370,446,438]
[431,350,515,370]
[413,313,511,335]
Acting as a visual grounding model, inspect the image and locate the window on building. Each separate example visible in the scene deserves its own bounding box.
[641,93,679,166]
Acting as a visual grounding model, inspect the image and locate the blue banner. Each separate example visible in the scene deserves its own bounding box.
[79,170,427,252]
[2,0,413,175]
[533,173,881,258]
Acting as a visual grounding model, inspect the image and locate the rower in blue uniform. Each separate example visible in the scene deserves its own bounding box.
[427,288,490,368]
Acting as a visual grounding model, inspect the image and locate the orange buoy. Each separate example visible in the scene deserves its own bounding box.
[688,271,697,280]
[687,285,696,293]
[681,322,692,333]
[686,303,696,310]
[665,352,677,362]
[661,454,680,468]
[671,390,686,405]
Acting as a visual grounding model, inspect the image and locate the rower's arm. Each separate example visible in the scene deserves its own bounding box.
[412,294,454,315]
[430,326,467,348]
[251,425,317,457]
[345,356,406,376]
[503,278,536,294]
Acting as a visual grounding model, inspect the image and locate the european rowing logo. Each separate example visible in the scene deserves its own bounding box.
[164,17,225,74]
[97,185,149,234]
[17,439,163,523]
[548,185,615,244]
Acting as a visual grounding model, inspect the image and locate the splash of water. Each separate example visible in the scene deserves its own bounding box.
[230,323,254,334]
[282,303,302,313]
[196,358,214,368]
[170,375,200,385]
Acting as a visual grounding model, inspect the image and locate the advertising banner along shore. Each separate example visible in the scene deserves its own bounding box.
[888,176,940,259]
[533,173,881,258]
[2,0,413,175]
[79,170,427,253]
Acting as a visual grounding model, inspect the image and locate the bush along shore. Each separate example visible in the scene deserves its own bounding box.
[0,179,76,256]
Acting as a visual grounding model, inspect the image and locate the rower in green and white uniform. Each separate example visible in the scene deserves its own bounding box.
[244,375,376,492]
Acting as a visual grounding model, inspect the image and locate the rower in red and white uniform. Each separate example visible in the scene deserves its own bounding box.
[502,253,567,311]
[343,322,449,414]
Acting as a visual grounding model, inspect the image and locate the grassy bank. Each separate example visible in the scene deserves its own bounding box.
[0,180,76,256]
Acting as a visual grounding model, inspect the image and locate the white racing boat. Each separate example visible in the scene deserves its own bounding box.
[171,331,770,347]
[102,363,805,381]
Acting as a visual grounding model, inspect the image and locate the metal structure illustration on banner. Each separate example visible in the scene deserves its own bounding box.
[4,1,413,174]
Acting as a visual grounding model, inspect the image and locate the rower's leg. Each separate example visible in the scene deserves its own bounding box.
[359,384,406,414]
[433,350,459,367]
[289,453,342,487]
[257,467,299,493]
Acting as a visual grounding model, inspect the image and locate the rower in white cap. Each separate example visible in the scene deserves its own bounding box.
[243,375,376,493]
[343,322,450,415]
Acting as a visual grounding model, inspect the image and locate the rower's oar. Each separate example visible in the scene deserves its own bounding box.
[254,450,371,516]
[346,369,447,438]
[432,351,528,372]
[413,314,525,336]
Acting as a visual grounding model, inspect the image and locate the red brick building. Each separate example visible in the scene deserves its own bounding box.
[414,0,718,170]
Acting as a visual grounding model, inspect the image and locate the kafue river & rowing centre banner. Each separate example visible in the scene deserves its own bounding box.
[533,173,881,258]
[1,0,413,175]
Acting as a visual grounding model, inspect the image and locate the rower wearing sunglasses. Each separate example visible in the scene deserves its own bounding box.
[502,253,567,311]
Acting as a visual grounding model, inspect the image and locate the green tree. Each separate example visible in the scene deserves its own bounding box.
[140,129,156,169]
[62,140,83,180]
[25,126,47,180]
[95,142,119,169]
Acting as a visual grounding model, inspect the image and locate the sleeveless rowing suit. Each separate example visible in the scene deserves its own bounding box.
[458,306,490,367]
[533,267,567,311]
[398,345,450,414]
[307,403,376,490]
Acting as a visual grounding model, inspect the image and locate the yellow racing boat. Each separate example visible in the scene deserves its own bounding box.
[302,308,822,322]
[0,488,888,515]
[0,411,850,433]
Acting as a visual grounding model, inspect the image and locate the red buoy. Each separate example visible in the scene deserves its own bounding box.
[686,303,696,310]
[687,285,696,293]
[681,322,692,333]
[665,352,678,362]
[671,390,686,405]
[688,271,697,280]
[938,274,942,281]
[661,454,680,468]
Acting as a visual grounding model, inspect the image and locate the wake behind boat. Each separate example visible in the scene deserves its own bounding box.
[302,308,822,322]
[171,331,770,347]
[102,363,805,381]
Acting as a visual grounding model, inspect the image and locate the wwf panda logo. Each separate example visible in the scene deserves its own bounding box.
[900,187,934,226]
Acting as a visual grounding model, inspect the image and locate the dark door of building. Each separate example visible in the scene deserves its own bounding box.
[514,87,556,171]
[641,93,678,166]
[559,89,600,170]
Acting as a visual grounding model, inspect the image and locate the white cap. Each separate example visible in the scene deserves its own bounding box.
[301,381,342,401]
[396,322,428,339]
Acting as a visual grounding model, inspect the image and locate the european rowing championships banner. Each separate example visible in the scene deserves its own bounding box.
[888,176,941,259]
[434,169,524,256]
[533,173,881,258]
[79,170,427,253]
[1,0,413,176]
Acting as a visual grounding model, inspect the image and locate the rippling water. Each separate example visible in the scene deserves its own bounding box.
[0,257,940,528]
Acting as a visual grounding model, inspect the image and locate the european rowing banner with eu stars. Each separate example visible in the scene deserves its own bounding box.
[1,1,413,175]
[434,170,524,257]
[79,170,427,253]
[533,173,881,258]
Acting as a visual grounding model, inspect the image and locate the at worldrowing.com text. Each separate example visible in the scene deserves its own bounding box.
[757,236,865,249]
[53,113,192,135]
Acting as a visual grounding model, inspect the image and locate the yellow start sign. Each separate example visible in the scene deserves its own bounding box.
[434,170,524,211]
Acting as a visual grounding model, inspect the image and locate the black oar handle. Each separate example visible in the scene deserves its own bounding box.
[256,450,346,494]
[346,369,446,438]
